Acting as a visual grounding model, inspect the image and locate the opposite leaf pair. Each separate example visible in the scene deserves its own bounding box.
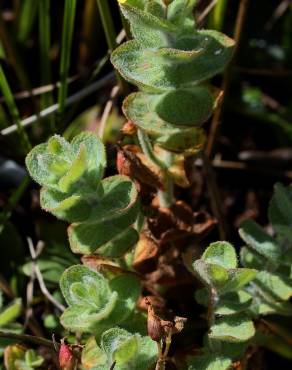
[26,133,139,258]
[112,0,235,152]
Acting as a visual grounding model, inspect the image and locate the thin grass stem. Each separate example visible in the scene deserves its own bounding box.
[0,64,31,151]
[38,0,55,132]
[58,0,77,116]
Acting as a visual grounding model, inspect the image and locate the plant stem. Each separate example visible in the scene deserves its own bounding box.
[0,331,58,350]
[96,0,128,93]
[208,0,228,31]
[0,64,31,151]
[137,129,167,169]
[58,0,77,116]
[207,287,218,328]
[39,0,55,132]
[137,129,174,207]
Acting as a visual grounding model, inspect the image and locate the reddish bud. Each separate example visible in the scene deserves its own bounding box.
[121,121,137,135]
[59,342,77,370]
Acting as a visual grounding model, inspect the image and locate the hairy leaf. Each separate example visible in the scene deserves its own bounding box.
[239,219,282,264]
[60,265,140,333]
[209,315,255,343]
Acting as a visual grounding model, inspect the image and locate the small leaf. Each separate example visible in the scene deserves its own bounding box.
[209,315,255,343]
[269,183,292,241]
[122,89,215,151]
[60,266,140,333]
[40,188,91,222]
[4,345,26,370]
[188,354,232,370]
[196,289,253,315]
[111,31,234,91]
[68,177,139,257]
[239,219,282,264]
[81,337,107,369]
[255,271,292,301]
[219,268,257,294]
[70,132,106,186]
[100,328,157,370]
[193,260,228,290]
[101,328,138,365]
[167,0,197,31]
[202,241,237,269]
[0,299,22,327]
[119,1,176,48]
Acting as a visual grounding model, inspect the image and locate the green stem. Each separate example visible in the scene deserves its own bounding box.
[96,0,117,52]
[0,64,31,151]
[39,0,55,132]
[0,331,58,350]
[158,150,174,208]
[158,173,174,208]
[58,0,77,116]
[96,0,128,93]
[137,129,174,207]
[137,129,167,169]
[208,0,228,31]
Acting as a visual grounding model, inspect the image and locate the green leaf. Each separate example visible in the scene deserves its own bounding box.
[4,345,26,370]
[193,260,228,290]
[81,328,157,370]
[119,2,176,48]
[0,299,22,327]
[82,336,107,368]
[167,0,197,31]
[269,183,292,241]
[25,142,70,190]
[219,268,257,294]
[24,349,44,368]
[101,328,157,370]
[202,241,237,269]
[68,177,139,257]
[240,246,266,270]
[60,265,140,333]
[239,219,282,264]
[196,289,253,315]
[70,132,106,186]
[58,144,87,193]
[188,354,232,370]
[101,328,138,365]
[40,188,91,222]
[111,31,234,91]
[123,91,207,151]
[209,315,255,343]
[26,133,106,193]
[254,271,292,301]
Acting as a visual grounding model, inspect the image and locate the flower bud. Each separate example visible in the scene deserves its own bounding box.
[146,300,164,342]
[121,121,137,136]
[59,342,77,370]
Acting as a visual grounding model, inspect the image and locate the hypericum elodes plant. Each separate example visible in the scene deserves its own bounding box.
[59,265,140,335]
[239,183,292,316]
[189,184,292,369]
[112,0,235,153]
[190,242,258,369]
[25,133,139,257]
[81,328,157,370]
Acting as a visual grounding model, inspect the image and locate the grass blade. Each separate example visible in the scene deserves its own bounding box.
[58,0,77,116]
[208,0,228,31]
[96,0,117,52]
[38,0,55,131]
[18,0,38,43]
[96,0,128,93]
[0,63,31,151]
